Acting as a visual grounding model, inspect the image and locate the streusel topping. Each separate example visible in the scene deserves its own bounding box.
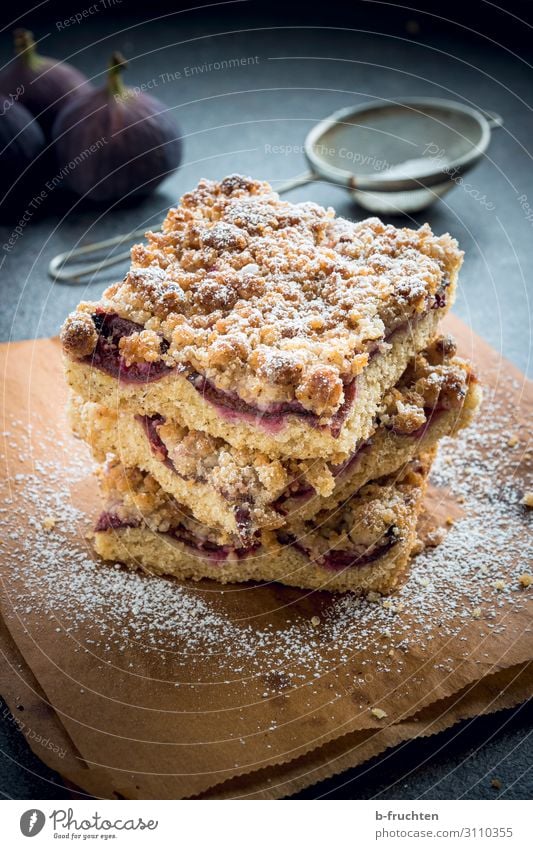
[155,418,335,505]
[99,456,426,553]
[378,336,476,434]
[98,462,232,545]
[61,175,462,418]
[288,457,429,560]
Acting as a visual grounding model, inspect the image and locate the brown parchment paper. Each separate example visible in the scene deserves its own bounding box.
[1,608,529,799]
[200,662,533,799]
[0,315,532,799]
[0,615,116,799]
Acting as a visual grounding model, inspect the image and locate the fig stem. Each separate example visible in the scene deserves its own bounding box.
[108,51,128,98]
[13,29,40,70]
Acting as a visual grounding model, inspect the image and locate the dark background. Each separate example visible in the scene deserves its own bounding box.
[0,0,531,799]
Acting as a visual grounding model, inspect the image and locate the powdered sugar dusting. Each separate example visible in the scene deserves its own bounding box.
[0,377,531,688]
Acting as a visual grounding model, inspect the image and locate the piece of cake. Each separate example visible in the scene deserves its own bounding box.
[61,174,463,460]
[93,454,433,594]
[71,335,479,543]
[281,335,481,522]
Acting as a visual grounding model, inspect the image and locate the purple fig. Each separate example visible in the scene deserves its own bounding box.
[0,96,45,213]
[51,52,182,204]
[0,29,91,137]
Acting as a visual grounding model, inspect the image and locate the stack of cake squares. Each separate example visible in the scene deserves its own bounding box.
[61,175,481,594]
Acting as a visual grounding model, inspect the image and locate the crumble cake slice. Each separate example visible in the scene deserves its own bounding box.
[280,335,481,521]
[61,174,462,460]
[93,454,433,594]
[72,336,479,543]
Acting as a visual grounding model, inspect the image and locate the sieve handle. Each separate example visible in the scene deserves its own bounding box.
[48,172,319,283]
[276,170,318,194]
[482,110,504,129]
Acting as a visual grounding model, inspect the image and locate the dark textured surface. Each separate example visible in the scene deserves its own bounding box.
[0,1,531,800]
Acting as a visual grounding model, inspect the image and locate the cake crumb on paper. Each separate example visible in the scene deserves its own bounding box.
[370,708,388,720]
[425,527,447,547]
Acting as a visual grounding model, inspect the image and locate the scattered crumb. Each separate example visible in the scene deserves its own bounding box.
[520,491,533,508]
[519,574,532,588]
[41,516,57,532]
[370,708,388,720]
[445,516,455,526]
[492,580,506,592]
[472,607,482,619]
[507,435,519,448]
[366,591,381,603]
[425,527,447,547]
[490,778,502,790]
[310,616,321,627]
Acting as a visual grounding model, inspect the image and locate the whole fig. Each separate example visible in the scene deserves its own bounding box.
[0,29,91,137]
[0,96,45,215]
[51,53,182,204]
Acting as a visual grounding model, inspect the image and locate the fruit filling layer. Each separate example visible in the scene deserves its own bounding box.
[277,525,399,571]
[94,509,397,570]
[95,463,413,572]
[95,511,257,563]
[62,176,463,434]
[85,312,174,383]
[186,371,357,436]
[78,285,447,437]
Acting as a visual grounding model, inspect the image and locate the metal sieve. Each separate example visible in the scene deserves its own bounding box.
[49,97,501,283]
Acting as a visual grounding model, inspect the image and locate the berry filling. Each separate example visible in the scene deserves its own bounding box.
[95,512,139,532]
[186,372,356,437]
[169,524,258,562]
[137,414,176,472]
[84,279,448,435]
[277,525,399,571]
[84,312,174,384]
[94,511,258,563]
[95,512,397,570]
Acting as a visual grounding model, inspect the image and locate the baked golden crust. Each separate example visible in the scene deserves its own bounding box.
[60,174,462,420]
[60,311,98,357]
